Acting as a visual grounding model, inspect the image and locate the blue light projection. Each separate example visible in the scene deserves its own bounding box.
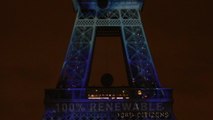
[43,0,175,120]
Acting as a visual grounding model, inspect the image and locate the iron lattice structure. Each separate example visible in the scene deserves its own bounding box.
[43,0,175,120]
[58,3,159,89]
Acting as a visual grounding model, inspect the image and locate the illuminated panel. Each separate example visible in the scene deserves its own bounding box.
[87,88,130,99]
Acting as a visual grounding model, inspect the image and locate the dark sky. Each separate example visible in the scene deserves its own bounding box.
[2,0,213,120]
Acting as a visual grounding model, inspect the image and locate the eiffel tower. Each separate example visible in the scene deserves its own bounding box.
[43,0,175,120]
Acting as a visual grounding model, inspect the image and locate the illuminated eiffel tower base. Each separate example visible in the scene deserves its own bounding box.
[43,0,175,120]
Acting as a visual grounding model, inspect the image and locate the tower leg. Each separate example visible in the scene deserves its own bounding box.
[121,26,160,88]
[57,25,96,89]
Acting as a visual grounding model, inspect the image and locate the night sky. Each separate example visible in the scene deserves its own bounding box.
[2,0,213,120]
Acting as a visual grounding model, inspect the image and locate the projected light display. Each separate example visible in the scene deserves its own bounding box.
[43,0,175,120]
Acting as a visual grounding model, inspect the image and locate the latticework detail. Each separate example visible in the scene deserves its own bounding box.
[122,26,159,88]
[58,27,95,88]
[121,9,139,19]
[96,20,121,26]
[97,9,119,19]
[122,20,141,26]
[79,10,96,19]
[76,20,95,26]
